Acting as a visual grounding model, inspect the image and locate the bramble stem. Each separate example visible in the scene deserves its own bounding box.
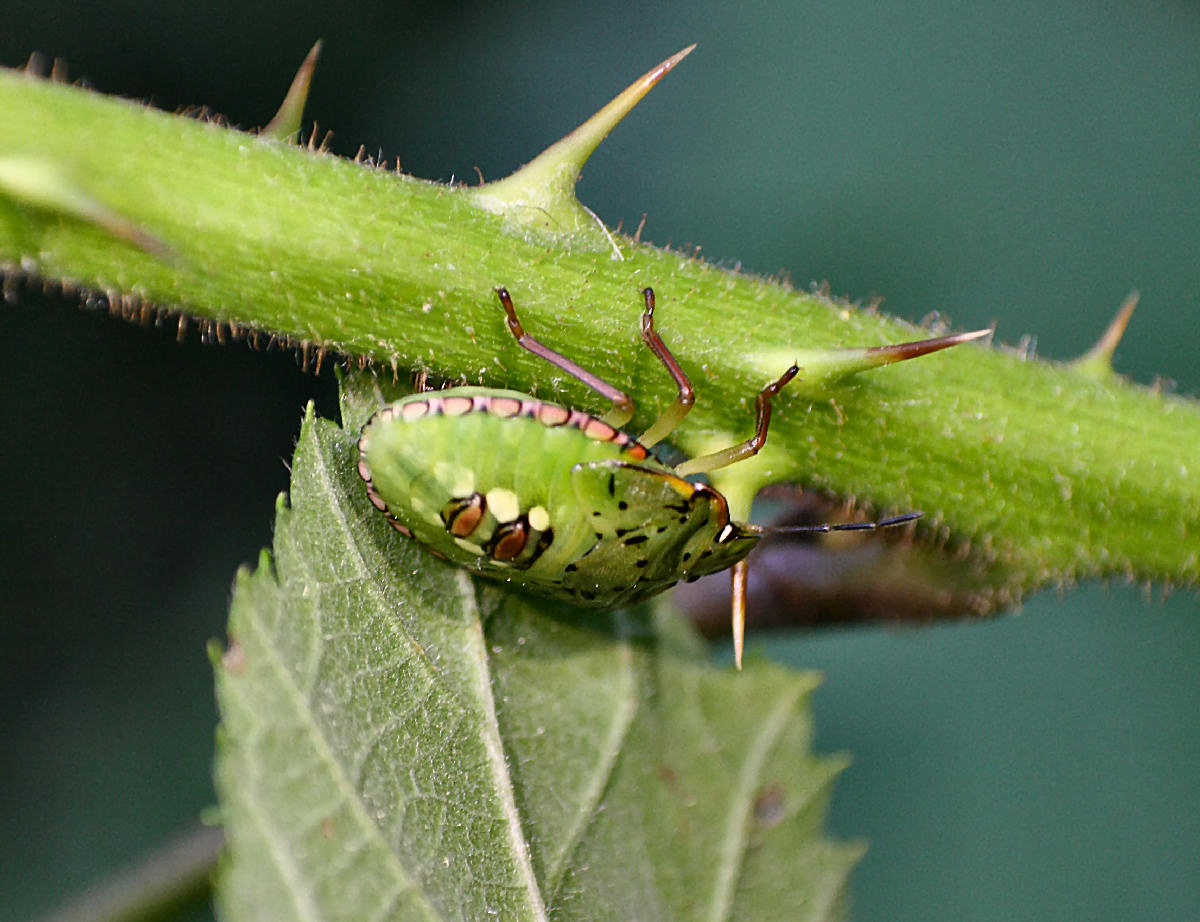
[1,69,1198,600]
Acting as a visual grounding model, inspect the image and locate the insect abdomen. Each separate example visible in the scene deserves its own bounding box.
[359,388,658,588]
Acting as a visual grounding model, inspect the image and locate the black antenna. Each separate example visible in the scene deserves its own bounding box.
[750,511,922,536]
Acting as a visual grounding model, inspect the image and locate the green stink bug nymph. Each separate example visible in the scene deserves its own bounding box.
[358,288,945,668]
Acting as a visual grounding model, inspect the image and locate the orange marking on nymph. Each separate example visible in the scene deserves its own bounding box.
[445,493,487,537]
[400,400,429,421]
[624,442,649,460]
[491,520,529,560]
[366,484,389,512]
[442,396,473,416]
[450,504,484,536]
[584,418,617,441]
[535,403,571,426]
[488,396,522,418]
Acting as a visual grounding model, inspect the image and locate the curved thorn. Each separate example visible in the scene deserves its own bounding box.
[22,51,48,76]
[855,327,993,366]
[759,327,992,387]
[0,156,172,259]
[470,46,695,239]
[534,44,696,185]
[1072,292,1139,379]
[262,40,323,142]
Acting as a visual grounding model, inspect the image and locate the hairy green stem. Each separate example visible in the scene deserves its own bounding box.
[1,68,1197,599]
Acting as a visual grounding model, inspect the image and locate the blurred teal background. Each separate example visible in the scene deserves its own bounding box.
[2,1,1198,919]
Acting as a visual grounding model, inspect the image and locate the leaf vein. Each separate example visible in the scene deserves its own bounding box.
[544,611,640,902]
[240,570,444,919]
[455,570,550,922]
[708,683,803,922]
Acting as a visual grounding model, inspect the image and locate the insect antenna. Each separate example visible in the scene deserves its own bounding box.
[750,510,922,535]
[730,512,921,670]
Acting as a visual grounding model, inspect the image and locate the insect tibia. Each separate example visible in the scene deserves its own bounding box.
[674,365,799,476]
[636,286,696,448]
[496,287,635,428]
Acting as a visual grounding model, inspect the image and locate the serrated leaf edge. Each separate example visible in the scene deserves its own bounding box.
[251,417,446,920]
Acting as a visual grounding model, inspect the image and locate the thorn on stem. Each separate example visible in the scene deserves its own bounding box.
[1072,292,1139,380]
[469,46,695,244]
[261,40,323,142]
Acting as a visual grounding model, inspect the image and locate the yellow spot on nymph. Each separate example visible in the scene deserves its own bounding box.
[528,505,551,531]
[434,460,475,496]
[453,537,485,556]
[660,472,695,498]
[486,488,520,523]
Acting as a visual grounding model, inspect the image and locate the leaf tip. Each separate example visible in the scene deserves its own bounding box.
[218,638,247,675]
[206,636,227,669]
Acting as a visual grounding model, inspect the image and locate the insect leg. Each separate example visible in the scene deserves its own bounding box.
[636,287,696,448]
[496,287,634,428]
[675,365,800,476]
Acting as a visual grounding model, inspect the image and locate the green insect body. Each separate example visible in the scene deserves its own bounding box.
[357,386,757,608]
[359,287,976,666]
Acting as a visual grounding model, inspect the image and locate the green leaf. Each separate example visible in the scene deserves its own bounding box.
[213,377,860,921]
